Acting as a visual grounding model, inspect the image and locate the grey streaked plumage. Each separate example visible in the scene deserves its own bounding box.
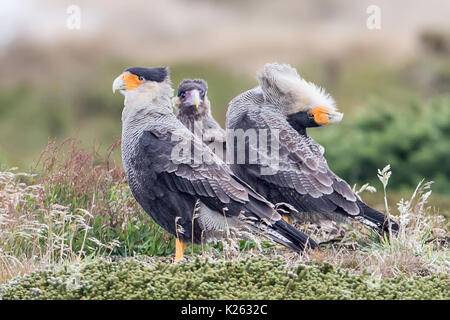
[226,63,398,233]
[174,79,226,162]
[118,67,318,252]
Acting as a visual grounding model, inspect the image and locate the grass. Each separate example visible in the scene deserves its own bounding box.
[293,167,449,279]
[0,138,176,284]
[0,140,448,299]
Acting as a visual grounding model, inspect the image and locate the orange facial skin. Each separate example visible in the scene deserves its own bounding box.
[308,106,331,125]
[121,72,145,90]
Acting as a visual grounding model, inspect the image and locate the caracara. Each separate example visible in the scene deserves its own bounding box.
[113,66,318,263]
[173,79,226,162]
[226,63,399,233]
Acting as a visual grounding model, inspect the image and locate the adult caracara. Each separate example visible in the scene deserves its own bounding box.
[173,79,226,162]
[112,67,317,262]
[226,63,399,233]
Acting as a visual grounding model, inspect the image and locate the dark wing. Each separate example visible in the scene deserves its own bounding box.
[138,127,247,202]
[273,126,359,215]
[133,126,281,224]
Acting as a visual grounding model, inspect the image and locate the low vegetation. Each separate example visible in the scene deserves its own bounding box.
[1,258,448,300]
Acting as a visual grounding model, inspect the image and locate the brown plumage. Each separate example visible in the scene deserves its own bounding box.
[173,79,226,162]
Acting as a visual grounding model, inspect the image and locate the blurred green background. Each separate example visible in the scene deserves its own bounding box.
[0,0,449,212]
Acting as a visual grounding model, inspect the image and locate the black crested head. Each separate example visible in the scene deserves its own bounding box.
[124,67,168,82]
[177,79,207,97]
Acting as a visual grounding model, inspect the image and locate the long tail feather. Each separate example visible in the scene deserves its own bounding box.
[243,196,318,253]
[357,201,399,234]
[271,219,319,252]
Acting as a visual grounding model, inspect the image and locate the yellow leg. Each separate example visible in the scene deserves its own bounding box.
[174,238,186,264]
[282,214,291,224]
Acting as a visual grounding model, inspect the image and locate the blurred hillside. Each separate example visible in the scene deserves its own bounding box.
[0,0,449,204]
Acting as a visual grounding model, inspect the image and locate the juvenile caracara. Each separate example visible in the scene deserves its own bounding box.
[173,79,226,162]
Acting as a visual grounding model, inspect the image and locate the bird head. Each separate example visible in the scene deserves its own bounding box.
[173,79,209,116]
[113,67,172,104]
[257,62,343,126]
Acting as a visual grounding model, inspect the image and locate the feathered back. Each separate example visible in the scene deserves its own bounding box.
[257,63,337,115]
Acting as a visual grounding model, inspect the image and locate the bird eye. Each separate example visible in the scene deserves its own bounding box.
[180,92,186,98]
[308,113,314,119]
[138,76,144,81]
[200,90,205,97]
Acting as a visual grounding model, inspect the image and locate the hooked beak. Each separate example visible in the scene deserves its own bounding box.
[183,89,201,109]
[194,94,200,109]
[328,110,344,123]
[192,90,200,109]
[112,74,126,93]
[308,106,343,125]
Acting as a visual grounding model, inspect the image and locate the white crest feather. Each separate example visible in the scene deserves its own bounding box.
[258,62,339,115]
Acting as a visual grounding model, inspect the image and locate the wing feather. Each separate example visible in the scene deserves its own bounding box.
[138,129,252,210]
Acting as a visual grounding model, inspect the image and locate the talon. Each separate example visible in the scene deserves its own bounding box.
[275,202,298,214]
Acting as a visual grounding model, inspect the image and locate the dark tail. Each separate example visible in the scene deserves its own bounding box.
[270,219,319,252]
[243,195,318,253]
[357,201,399,234]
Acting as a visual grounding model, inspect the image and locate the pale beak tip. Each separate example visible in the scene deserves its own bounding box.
[112,75,125,94]
[329,111,344,123]
[192,90,200,109]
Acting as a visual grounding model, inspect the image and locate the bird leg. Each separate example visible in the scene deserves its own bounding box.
[174,238,186,264]
[221,207,230,238]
